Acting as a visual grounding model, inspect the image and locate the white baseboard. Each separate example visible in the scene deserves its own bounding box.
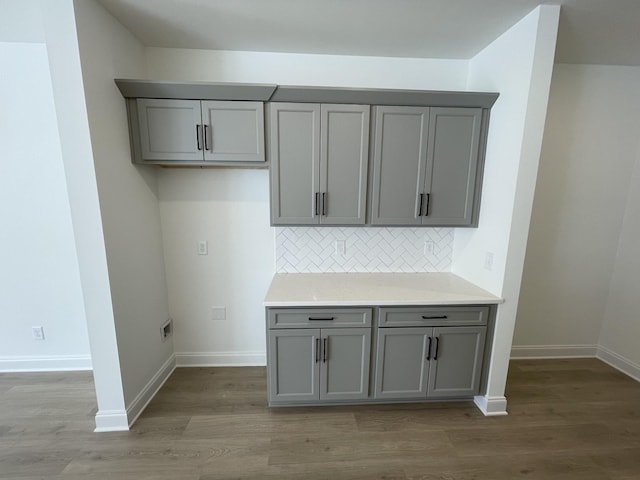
[175,351,266,367]
[0,355,92,372]
[125,354,176,428]
[94,409,129,432]
[474,395,508,416]
[597,346,640,382]
[510,344,598,359]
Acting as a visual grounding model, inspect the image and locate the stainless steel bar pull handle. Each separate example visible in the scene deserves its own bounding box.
[204,125,210,150]
[426,336,432,360]
[196,125,202,150]
[323,338,327,363]
[315,338,320,363]
[421,315,448,320]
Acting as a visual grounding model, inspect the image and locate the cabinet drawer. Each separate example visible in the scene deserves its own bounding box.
[268,308,372,329]
[379,306,488,327]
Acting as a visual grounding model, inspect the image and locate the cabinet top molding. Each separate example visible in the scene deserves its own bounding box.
[114,79,499,108]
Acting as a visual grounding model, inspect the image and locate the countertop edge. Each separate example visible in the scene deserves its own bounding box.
[264,299,504,307]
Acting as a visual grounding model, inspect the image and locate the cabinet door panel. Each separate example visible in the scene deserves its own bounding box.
[374,328,430,399]
[320,328,371,401]
[268,329,320,403]
[320,105,370,225]
[202,101,265,162]
[370,106,429,225]
[269,103,321,225]
[427,326,486,398]
[424,108,482,226]
[136,99,203,161]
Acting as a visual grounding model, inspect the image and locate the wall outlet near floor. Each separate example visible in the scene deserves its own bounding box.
[160,318,173,342]
[424,241,435,257]
[484,251,494,271]
[32,326,45,341]
[211,306,226,321]
[197,240,208,255]
[335,240,346,256]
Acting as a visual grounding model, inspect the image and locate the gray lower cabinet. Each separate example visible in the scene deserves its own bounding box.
[267,327,371,404]
[269,103,370,225]
[370,106,483,226]
[374,326,486,399]
[133,98,264,164]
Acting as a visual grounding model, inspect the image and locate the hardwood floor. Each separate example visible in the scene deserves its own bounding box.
[1,359,639,479]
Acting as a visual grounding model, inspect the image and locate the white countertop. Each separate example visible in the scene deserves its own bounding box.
[264,272,503,307]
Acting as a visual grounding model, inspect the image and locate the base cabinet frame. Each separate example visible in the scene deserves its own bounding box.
[266,305,492,407]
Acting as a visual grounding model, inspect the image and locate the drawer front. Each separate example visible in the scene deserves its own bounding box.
[379,306,488,327]
[268,308,372,329]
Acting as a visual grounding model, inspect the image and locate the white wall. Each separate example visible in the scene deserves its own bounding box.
[599,149,640,377]
[453,5,560,414]
[0,42,90,371]
[147,48,470,365]
[514,65,640,357]
[38,0,127,431]
[72,0,174,422]
[145,48,469,90]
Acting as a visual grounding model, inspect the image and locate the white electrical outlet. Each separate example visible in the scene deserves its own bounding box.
[424,241,435,256]
[32,326,45,341]
[335,240,346,256]
[211,306,226,321]
[484,252,494,271]
[197,240,208,255]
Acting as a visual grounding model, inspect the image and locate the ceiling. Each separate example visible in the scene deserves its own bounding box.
[97,0,640,66]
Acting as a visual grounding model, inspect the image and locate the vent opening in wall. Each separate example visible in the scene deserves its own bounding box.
[160,318,173,342]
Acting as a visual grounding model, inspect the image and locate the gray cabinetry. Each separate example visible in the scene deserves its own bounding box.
[269,103,370,225]
[266,308,372,405]
[133,98,265,165]
[374,306,487,400]
[370,106,483,226]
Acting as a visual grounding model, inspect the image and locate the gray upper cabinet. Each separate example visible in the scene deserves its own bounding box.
[136,99,204,162]
[269,103,369,226]
[424,108,482,226]
[201,101,265,162]
[133,98,265,165]
[370,106,429,225]
[370,105,484,227]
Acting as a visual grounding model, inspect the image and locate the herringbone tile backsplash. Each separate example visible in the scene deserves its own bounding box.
[275,227,453,273]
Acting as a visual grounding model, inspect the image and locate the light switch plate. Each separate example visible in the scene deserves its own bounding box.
[197,240,208,255]
[211,306,226,321]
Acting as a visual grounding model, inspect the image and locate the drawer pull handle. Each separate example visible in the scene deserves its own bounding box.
[426,336,432,360]
[421,315,448,320]
[308,317,335,321]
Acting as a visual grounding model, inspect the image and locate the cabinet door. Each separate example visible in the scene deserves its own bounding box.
[320,105,370,225]
[423,108,482,226]
[370,106,429,225]
[374,327,430,399]
[427,326,486,398]
[267,329,320,403]
[269,103,321,225]
[201,101,265,163]
[136,99,203,162]
[320,328,371,401]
